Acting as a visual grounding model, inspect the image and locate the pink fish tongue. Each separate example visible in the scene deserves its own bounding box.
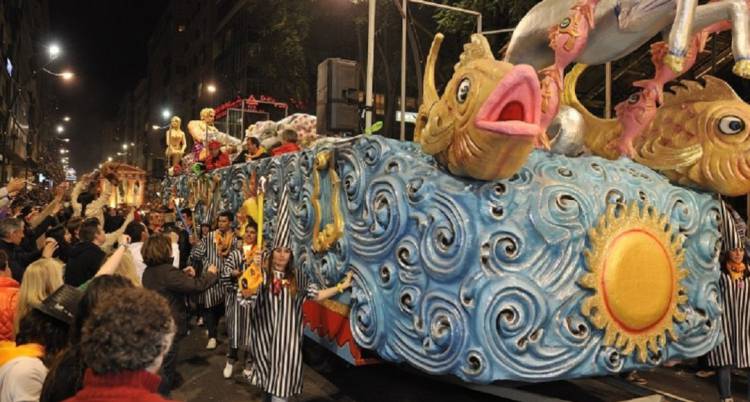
[499,101,524,122]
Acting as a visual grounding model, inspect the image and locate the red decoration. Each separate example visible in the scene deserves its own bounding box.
[213,95,290,119]
[302,300,377,366]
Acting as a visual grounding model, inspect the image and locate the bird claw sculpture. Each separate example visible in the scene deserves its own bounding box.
[539,0,600,132]
[508,0,750,77]
[508,0,750,157]
[612,87,659,158]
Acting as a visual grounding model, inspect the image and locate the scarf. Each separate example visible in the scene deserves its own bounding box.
[0,341,43,367]
[214,230,234,258]
[727,260,747,283]
[271,270,290,296]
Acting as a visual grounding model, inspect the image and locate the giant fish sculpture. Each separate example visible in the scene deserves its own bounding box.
[416,34,544,181]
[563,64,750,196]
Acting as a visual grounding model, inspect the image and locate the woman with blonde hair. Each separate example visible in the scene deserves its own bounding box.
[76,234,140,290]
[14,258,64,335]
[100,247,140,287]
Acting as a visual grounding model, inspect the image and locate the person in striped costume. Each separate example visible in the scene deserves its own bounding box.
[707,200,750,402]
[221,222,259,379]
[243,188,353,402]
[189,210,240,350]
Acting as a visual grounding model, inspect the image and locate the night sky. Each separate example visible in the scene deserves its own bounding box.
[48,0,168,173]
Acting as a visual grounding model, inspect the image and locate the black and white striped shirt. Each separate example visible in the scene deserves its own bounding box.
[223,248,253,349]
[707,273,750,368]
[190,230,239,307]
[246,269,318,398]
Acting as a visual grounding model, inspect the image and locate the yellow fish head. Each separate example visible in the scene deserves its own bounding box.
[638,77,750,196]
[695,97,750,196]
[416,34,542,181]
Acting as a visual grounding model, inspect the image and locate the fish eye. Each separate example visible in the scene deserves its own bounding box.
[718,115,746,135]
[456,78,471,104]
[627,94,640,104]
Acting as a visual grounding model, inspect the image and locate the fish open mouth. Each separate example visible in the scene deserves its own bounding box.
[475,64,542,138]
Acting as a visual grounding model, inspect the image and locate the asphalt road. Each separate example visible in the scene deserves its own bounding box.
[170,324,743,402]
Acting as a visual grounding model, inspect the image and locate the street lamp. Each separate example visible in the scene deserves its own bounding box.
[48,44,61,60]
[63,116,70,122]
[207,84,217,94]
[1,42,73,182]
[56,125,64,133]
[161,109,171,120]
[122,144,128,150]
[107,156,113,162]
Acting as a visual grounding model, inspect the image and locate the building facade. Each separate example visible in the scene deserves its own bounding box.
[0,0,52,183]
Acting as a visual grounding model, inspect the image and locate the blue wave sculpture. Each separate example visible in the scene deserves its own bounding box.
[163,135,721,383]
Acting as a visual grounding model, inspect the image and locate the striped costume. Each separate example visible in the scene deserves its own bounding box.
[246,269,319,398]
[222,248,255,349]
[707,273,750,368]
[243,184,321,398]
[190,231,239,307]
[707,199,750,368]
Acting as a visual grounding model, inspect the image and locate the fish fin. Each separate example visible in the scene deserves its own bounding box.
[562,64,621,158]
[455,34,494,71]
[634,138,703,171]
[663,76,740,107]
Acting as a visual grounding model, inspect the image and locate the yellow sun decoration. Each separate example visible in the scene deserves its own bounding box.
[580,201,688,363]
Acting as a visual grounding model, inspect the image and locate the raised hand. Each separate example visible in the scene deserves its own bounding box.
[54,182,68,198]
[118,234,131,247]
[124,207,135,223]
[341,271,354,289]
[6,178,26,195]
[42,238,59,259]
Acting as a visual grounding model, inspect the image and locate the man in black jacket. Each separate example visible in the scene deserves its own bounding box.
[0,218,42,281]
[64,219,106,287]
[176,208,196,270]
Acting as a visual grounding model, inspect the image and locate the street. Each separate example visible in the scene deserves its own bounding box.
[170,324,746,402]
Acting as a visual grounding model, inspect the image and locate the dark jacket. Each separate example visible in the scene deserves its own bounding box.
[0,239,41,282]
[142,263,217,336]
[64,242,105,287]
[22,216,57,253]
[103,215,124,234]
[177,226,192,270]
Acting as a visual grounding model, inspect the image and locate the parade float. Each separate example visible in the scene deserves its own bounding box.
[162,0,750,384]
[101,164,147,207]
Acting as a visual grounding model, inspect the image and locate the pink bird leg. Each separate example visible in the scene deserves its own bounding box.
[538,0,601,147]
